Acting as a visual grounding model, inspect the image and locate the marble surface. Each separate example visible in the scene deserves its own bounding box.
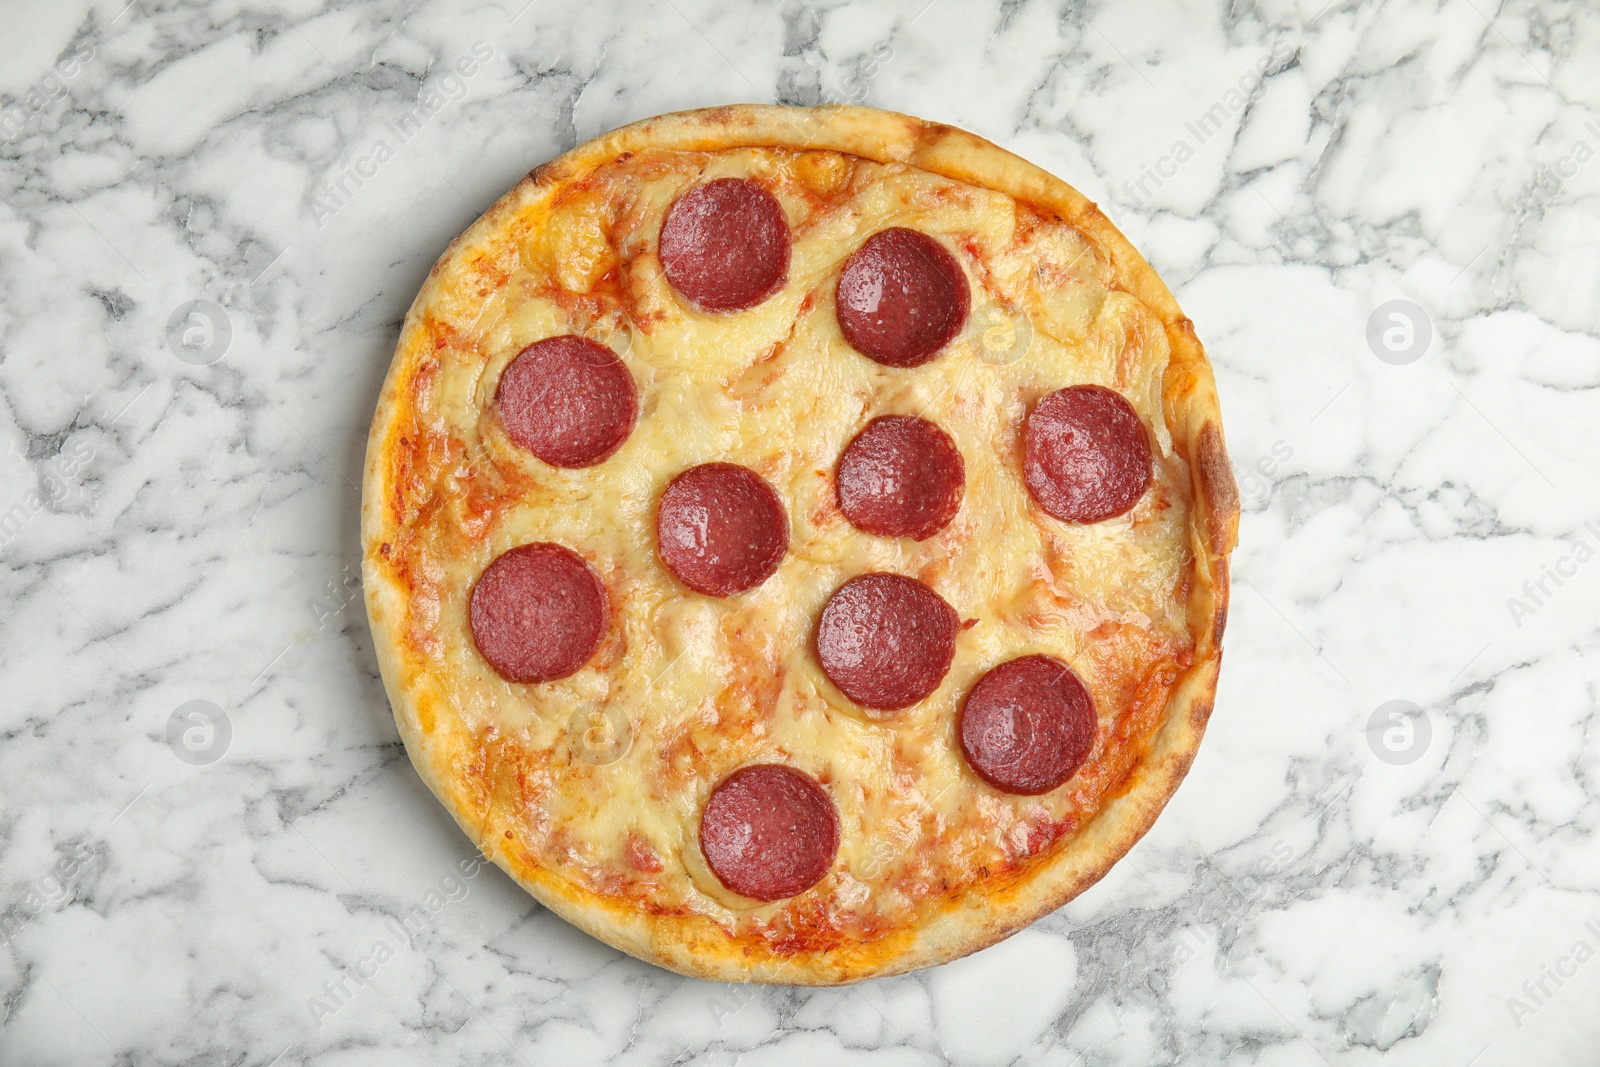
[3,0,1600,1063]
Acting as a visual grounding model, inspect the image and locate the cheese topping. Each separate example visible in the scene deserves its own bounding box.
[379,146,1195,938]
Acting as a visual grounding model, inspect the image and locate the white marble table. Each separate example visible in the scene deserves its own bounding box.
[3,0,1599,1063]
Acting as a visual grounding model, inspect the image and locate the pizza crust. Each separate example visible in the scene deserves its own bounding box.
[362,104,1239,985]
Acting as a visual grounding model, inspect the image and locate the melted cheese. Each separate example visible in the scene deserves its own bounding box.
[385,147,1195,933]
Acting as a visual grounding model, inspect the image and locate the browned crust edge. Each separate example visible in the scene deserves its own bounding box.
[361,104,1241,986]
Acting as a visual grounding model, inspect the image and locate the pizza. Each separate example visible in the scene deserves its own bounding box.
[361,104,1239,985]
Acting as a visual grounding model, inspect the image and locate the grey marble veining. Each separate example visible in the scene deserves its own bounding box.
[3,0,1599,1063]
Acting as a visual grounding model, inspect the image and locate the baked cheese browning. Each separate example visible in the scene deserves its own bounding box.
[375,143,1198,943]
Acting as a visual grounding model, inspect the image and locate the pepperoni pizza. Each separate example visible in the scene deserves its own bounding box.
[362,105,1239,984]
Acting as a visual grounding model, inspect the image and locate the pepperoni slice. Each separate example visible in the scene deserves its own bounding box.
[836,415,965,541]
[496,336,638,468]
[958,655,1097,795]
[1023,385,1152,524]
[659,178,791,312]
[656,463,788,597]
[469,543,608,683]
[699,764,839,901]
[835,227,970,367]
[815,573,958,711]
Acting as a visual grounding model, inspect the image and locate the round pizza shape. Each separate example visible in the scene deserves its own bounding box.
[361,105,1240,985]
